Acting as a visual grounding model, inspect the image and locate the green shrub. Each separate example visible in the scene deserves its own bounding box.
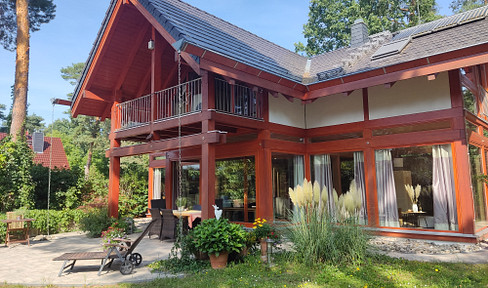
[192,218,246,256]
[79,207,112,237]
[78,208,135,238]
[0,209,88,243]
[25,209,86,234]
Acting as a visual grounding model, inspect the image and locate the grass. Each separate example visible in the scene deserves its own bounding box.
[123,253,488,288]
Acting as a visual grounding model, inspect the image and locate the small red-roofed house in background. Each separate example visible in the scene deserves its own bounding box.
[0,132,70,170]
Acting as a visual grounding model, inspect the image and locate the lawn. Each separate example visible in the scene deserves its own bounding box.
[125,253,488,288]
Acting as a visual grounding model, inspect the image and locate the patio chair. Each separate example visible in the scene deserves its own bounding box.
[160,209,178,240]
[151,198,166,210]
[148,208,163,239]
[4,212,30,246]
[53,220,156,276]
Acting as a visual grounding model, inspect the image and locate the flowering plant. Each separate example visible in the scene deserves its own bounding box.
[101,223,128,250]
[252,218,279,240]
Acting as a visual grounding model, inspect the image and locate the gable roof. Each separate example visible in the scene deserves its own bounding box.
[72,0,488,108]
[139,0,308,83]
[0,133,70,170]
[138,0,488,83]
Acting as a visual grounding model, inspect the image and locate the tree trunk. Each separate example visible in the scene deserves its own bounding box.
[84,142,94,180]
[10,0,30,141]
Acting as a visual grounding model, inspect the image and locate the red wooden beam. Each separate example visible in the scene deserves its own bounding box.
[108,131,226,157]
[52,98,71,106]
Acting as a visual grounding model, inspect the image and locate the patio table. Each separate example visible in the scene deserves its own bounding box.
[172,210,201,228]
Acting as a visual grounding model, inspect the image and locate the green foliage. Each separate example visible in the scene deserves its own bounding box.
[0,0,56,51]
[118,157,149,218]
[287,204,370,266]
[0,136,35,211]
[216,157,255,200]
[450,0,486,13]
[144,253,488,288]
[78,208,135,238]
[79,208,112,238]
[175,196,188,208]
[24,209,86,234]
[191,218,246,256]
[30,164,82,210]
[149,219,210,274]
[60,62,85,87]
[296,0,440,55]
[0,209,87,243]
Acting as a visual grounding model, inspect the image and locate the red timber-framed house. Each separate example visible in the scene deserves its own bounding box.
[71,0,488,242]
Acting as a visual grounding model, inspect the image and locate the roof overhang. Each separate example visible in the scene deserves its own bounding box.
[304,42,488,100]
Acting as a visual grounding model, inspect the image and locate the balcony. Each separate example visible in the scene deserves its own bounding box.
[115,77,264,132]
[116,78,202,131]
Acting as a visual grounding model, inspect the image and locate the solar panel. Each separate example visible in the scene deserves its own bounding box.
[392,5,488,41]
[371,37,411,60]
[32,132,44,153]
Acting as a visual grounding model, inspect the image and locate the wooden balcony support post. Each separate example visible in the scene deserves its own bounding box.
[165,155,173,209]
[449,69,475,234]
[256,130,273,221]
[108,98,121,218]
[201,119,216,219]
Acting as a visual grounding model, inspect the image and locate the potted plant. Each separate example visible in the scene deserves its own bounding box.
[252,218,279,258]
[191,218,246,269]
[175,197,188,211]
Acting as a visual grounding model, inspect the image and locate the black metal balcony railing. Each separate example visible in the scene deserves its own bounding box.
[116,78,202,130]
[115,77,263,131]
[215,78,263,119]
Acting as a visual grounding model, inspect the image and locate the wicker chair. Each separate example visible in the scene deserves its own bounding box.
[148,208,163,239]
[160,209,178,240]
[150,199,166,210]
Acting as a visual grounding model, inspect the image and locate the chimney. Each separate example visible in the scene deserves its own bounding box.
[350,19,369,48]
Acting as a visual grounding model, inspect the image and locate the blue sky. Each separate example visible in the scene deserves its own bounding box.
[0,0,454,127]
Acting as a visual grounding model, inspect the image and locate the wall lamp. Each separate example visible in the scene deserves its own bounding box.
[147,39,155,50]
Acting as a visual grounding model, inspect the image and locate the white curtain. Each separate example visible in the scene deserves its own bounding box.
[375,150,399,227]
[293,155,304,188]
[432,145,458,231]
[354,152,367,224]
[313,154,336,216]
[153,168,162,199]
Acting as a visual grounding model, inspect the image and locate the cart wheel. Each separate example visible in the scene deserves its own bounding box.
[130,253,143,266]
[120,259,134,275]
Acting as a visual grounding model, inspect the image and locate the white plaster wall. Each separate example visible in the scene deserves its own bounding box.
[268,93,306,128]
[306,89,364,128]
[368,72,451,120]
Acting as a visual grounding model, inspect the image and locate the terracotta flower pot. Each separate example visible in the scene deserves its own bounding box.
[209,252,229,269]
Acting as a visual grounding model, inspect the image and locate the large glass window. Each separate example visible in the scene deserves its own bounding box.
[311,151,367,223]
[375,145,458,230]
[470,145,487,230]
[272,153,304,222]
[215,157,256,223]
[173,161,200,209]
